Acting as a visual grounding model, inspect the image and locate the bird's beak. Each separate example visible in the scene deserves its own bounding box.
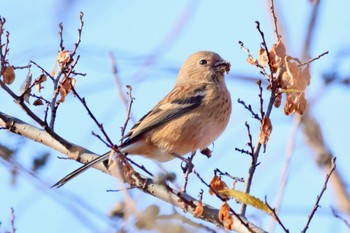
[214,60,231,74]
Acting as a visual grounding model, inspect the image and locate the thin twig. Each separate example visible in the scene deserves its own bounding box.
[255,21,274,79]
[245,121,255,157]
[237,98,261,121]
[29,60,54,81]
[59,23,64,51]
[182,152,196,192]
[0,17,5,69]
[10,207,16,233]
[269,0,281,40]
[256,79,265,120]
[264,197,289,233]
[71,86,115,147]
[120,85,134,138]
[238,40,269,79]
[299,50,329,67]
[50,13,84,129]
[214,168,245,183]
[70,12,84,58]
[301,157,337,233]
[235,148,252,156]
[13,64,31,70]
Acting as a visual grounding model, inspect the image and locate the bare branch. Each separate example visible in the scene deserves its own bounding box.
[0,111,267,233]
[255,21,274,79]
[238,40,269,79]
[214,168,245,183]
[256,79,265,119]
[120,85,134,138]
[299,50,329,67]
[58,23,64,51]
[264,197,289,233]
[237,98,261,121]
[301,157,337,233]
[70,12,84,58]
[269,0,281,40]
[10,207,16,233]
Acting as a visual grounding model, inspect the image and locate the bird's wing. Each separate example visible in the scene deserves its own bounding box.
[120,83,208,146]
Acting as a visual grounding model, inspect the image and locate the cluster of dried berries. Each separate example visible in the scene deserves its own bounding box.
[249,40,311,115]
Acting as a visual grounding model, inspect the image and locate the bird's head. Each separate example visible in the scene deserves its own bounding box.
[177,51,231,84]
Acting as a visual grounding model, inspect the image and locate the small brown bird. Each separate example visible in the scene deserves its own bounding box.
[53,51,231,188]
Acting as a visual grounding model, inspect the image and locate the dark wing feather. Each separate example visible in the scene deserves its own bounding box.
[120,89,205,147]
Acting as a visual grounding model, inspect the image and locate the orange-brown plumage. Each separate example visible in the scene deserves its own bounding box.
[53,51,232,187]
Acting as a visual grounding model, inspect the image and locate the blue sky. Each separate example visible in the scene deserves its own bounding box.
[1,1,350,233]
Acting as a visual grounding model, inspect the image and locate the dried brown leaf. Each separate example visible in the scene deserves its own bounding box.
[19,70,32,103]
[258,117,273,145]
[193,201,204,217]
[271,40,286,59]
[258,47,269,67]
[274,92,282,108]
[3,66,15,85]
[35,74,47,92]
[284,93,296,115]
[223,216,234,230]
[57,50,71,64]
[246,57,258,66]
[283,92,308,115]
[209,175,229,200]
[296,92,307,115]
[33,99,44,106]
[218,202,231,222]
[58,77,76,103]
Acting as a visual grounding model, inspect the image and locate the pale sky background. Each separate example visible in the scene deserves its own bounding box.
[1,1,350,233]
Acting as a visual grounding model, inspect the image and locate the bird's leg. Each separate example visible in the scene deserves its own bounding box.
[174,151,196,193]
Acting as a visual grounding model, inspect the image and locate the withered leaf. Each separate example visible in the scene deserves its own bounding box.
[258,47,269,67]
[35,74,47,92]
[3,66,15,85]
[209,175,229,200]
[271,40,286,59]
[258,117,273,145]
[193,201,204,217]
[19,70,32,103]
[57,50,71,64]
[33,99,44,106]
[218,202,231,222]
[58,77,76,103]
[246,57,258,66]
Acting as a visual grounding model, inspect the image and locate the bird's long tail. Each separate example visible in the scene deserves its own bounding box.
[51,152,110,188]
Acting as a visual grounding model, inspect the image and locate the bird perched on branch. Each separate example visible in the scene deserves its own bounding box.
[53,51,232,188]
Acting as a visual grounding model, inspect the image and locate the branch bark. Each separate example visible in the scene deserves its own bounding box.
[0,111,267,233]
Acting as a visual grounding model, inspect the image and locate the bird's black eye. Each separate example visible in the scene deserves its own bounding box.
[199,59,207,65]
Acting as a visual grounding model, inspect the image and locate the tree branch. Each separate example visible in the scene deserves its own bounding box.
[0,111,267,233]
